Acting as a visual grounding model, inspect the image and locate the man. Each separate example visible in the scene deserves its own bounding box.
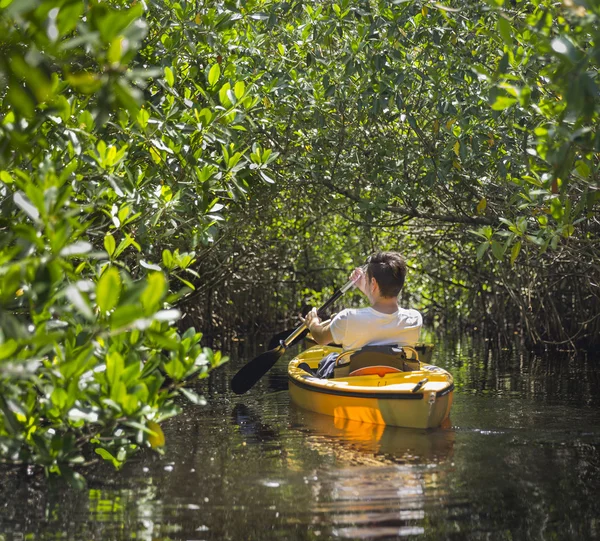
[300,251,422,378]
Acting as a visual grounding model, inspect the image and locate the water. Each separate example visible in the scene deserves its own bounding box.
[1,336,599,540]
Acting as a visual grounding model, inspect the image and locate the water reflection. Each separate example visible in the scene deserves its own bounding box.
[232,403,280,444]
[0,336,599,540]
[285,410,455,539]
[291,408,455,464]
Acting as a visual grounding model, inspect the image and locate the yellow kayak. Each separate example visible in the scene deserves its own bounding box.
[288,344,454,429]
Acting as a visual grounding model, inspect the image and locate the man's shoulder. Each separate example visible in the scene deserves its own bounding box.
[334,307,375,322]
[399,307,422,316]
[398,307,423,325]
[332,307,369,320]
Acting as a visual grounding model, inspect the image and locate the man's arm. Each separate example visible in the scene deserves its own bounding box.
[301,308,334,345]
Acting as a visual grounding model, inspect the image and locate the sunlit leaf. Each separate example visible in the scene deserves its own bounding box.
[65,286,94,320]
[97,267,121,312]
[106,351,124,387]
[491,96,517,110]
[13,192,39,221]
[147,421,165,448]
[164,66,175,87]
[95,448,123,470]
[60,241,92,256]
[180,388,207,406]
[510,241,521,265]
[208,64,221,87]
[141,272,167,313]
[104,234,116,257]
[476,198,487,214]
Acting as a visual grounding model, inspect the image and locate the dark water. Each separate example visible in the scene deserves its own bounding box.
[1,336,599,540]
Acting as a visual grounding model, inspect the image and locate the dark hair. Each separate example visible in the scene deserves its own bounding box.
[366,251,407,298]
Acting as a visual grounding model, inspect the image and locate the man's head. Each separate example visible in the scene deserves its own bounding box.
[366,251,407,298]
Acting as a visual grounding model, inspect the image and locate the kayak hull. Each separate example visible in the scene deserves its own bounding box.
[288,345,453,429]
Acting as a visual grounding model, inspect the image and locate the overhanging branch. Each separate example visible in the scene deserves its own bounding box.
[321,181,497,226]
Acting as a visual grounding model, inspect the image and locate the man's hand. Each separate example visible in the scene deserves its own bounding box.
[302,307,321,332]
[299,307,333,345]
[350,266,368,296]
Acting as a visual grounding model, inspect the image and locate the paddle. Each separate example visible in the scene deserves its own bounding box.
[267,327,309,351]
[230,274,361,395]
[266,305,338,350]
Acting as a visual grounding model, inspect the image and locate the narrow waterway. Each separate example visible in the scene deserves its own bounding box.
[1,335,599,540]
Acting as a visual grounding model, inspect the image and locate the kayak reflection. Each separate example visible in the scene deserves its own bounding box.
[287,408,455,539]
[290,406,455,464]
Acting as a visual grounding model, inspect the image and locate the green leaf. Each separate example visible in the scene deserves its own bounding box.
[164,66,175,87]
[208,64,221,87]
[137,107,150,129]
[110,304,144,329]
[147,421,165,448]
[491,240,505,260]
[476,241,490,260]
[0,171,14,184]
[65,286,94,320]
[108,37,124,64]
[180,388,207,406]
[162,249,174,270]
[95,448,123,470]
[67,72,103,94]
[550,198,564,220]
[197,108,213,127]
[97,267,121,312]
[234,80,245,100]
[106,351,124,387]
[140,355,161,378]
[163,356,185,380]
[510,241,521,265]
[60,241,92,256]
[104,234,116,257]
[14,191,40,221]
[491,96,517,110]
[51,388,68,410]
[141,272,167,314]
[0,340,18,361]
[497,17,513,47]
[219,82,232,107]
[114,234,140,258]
[551,37,580,63]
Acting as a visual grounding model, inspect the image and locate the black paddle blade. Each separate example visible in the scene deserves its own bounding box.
[267,328,310,350]
[230,345,286,395]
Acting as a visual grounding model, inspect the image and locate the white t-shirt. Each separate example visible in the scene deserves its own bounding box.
[330,307,422,350]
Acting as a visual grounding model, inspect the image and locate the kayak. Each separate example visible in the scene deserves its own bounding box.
[288,344,454,429]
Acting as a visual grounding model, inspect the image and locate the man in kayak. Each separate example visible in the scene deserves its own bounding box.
[300,251,422,378]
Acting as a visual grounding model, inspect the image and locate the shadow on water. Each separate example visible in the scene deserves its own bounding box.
[0,333,599,540]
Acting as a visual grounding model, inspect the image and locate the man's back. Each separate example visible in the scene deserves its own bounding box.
[330,306,422,350]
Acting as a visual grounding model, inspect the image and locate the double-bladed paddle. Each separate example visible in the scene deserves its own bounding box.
[230,274,361,395]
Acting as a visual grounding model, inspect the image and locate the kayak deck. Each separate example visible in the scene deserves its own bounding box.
[288,345,454,429]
